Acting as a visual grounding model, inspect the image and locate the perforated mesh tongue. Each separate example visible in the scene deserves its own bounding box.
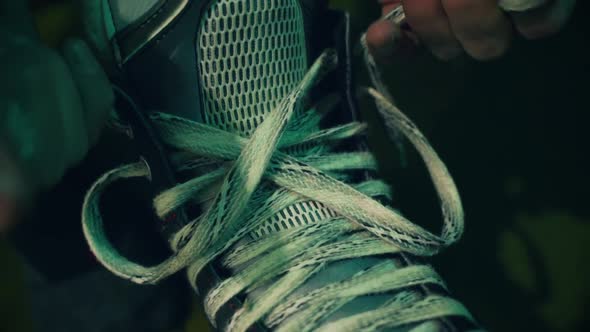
[196,0,309,137]
[196,0,332,238]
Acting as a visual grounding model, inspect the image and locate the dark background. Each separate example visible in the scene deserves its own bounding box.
[1,0,589,331]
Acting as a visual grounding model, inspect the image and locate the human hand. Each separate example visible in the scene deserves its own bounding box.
[0,1,113,231]
[366,0,577,61]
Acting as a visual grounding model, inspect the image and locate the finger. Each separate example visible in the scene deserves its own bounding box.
[510,0,576,39]
[0,52,68,190]
[401,0,463,60]
[367,1,420,62]
[442,0,513,60]
[366,20,404,62]
[48,56,91,171]
[0,0,38,38]
[0,36,90,191]
[62,39,114,146]
[80,0,115,65]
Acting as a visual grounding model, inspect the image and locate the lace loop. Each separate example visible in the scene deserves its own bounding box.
[82,161,186,284]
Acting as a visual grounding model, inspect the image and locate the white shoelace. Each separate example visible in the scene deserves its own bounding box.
[83,42,474,331]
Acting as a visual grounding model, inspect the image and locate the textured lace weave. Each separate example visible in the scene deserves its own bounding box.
[82,40,474,330]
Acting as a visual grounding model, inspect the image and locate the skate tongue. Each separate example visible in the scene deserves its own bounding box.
[196,0,312,137]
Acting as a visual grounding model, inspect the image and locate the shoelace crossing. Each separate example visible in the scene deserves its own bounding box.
[82,43,473,331]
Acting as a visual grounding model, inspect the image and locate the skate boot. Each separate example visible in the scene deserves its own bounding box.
[81,0,497,331]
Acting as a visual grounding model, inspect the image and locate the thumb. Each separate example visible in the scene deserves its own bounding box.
[367,1,417,62]
[366,19,402,61]
[79,0,115,67]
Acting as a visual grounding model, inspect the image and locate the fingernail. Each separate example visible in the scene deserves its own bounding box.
[367,20,420,63]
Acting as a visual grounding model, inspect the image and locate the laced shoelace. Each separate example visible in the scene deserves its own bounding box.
[82,41,474,331]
